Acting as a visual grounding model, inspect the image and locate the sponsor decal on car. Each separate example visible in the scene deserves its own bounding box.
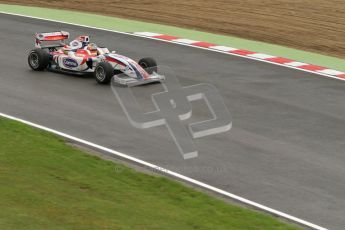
[62,57,78,68]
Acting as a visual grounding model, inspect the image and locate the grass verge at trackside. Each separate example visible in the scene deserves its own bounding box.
[0,4,344,72]
[0,117,299,230]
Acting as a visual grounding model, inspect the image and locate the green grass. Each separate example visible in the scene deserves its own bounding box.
[0,117,299,230]
[0,4,344,72]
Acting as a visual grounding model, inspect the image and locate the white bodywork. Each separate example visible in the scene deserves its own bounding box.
[34,31,164,86]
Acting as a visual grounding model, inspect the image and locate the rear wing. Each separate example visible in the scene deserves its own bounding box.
[35,31,70,49]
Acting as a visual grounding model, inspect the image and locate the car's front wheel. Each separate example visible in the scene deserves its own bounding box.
[94,62,114,84]
[28,48,50,71]
[138,57,157,74]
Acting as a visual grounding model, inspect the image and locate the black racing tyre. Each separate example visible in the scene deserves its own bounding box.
[28,48,50,71]
[94,62,114,84]
[138,57,157,74]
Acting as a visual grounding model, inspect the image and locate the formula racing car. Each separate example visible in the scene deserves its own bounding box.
[28,31,164,86]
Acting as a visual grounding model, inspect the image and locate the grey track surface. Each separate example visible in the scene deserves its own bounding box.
[1,14,345,229]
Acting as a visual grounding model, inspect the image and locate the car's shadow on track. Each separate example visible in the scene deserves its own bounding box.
[48,69,94,79]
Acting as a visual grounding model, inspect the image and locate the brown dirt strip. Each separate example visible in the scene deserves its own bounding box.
[1,1,345,59]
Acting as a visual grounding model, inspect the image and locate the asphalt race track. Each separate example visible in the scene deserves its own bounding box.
[1,14,345,229]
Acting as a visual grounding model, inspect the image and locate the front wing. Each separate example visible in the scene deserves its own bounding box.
[113,73,165,87]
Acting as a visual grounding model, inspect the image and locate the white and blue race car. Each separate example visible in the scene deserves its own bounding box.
[28,31,164,86]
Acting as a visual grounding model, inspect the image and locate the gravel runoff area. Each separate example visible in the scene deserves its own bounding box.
[1,0,345,59]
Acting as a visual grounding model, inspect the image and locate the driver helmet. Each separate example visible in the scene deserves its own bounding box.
[87,43,98,50]
[87,43,98,55]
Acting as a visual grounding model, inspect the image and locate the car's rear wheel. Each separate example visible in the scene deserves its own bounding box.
[28,48,50,71]
[138,57,157,74]
[94,62,114,84]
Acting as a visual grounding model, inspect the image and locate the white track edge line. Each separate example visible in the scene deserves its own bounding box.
[0,114,326,230]
[147,38,345,82]
[0,11,329,230]
[0,11,345,81]
[1,11,344,82]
